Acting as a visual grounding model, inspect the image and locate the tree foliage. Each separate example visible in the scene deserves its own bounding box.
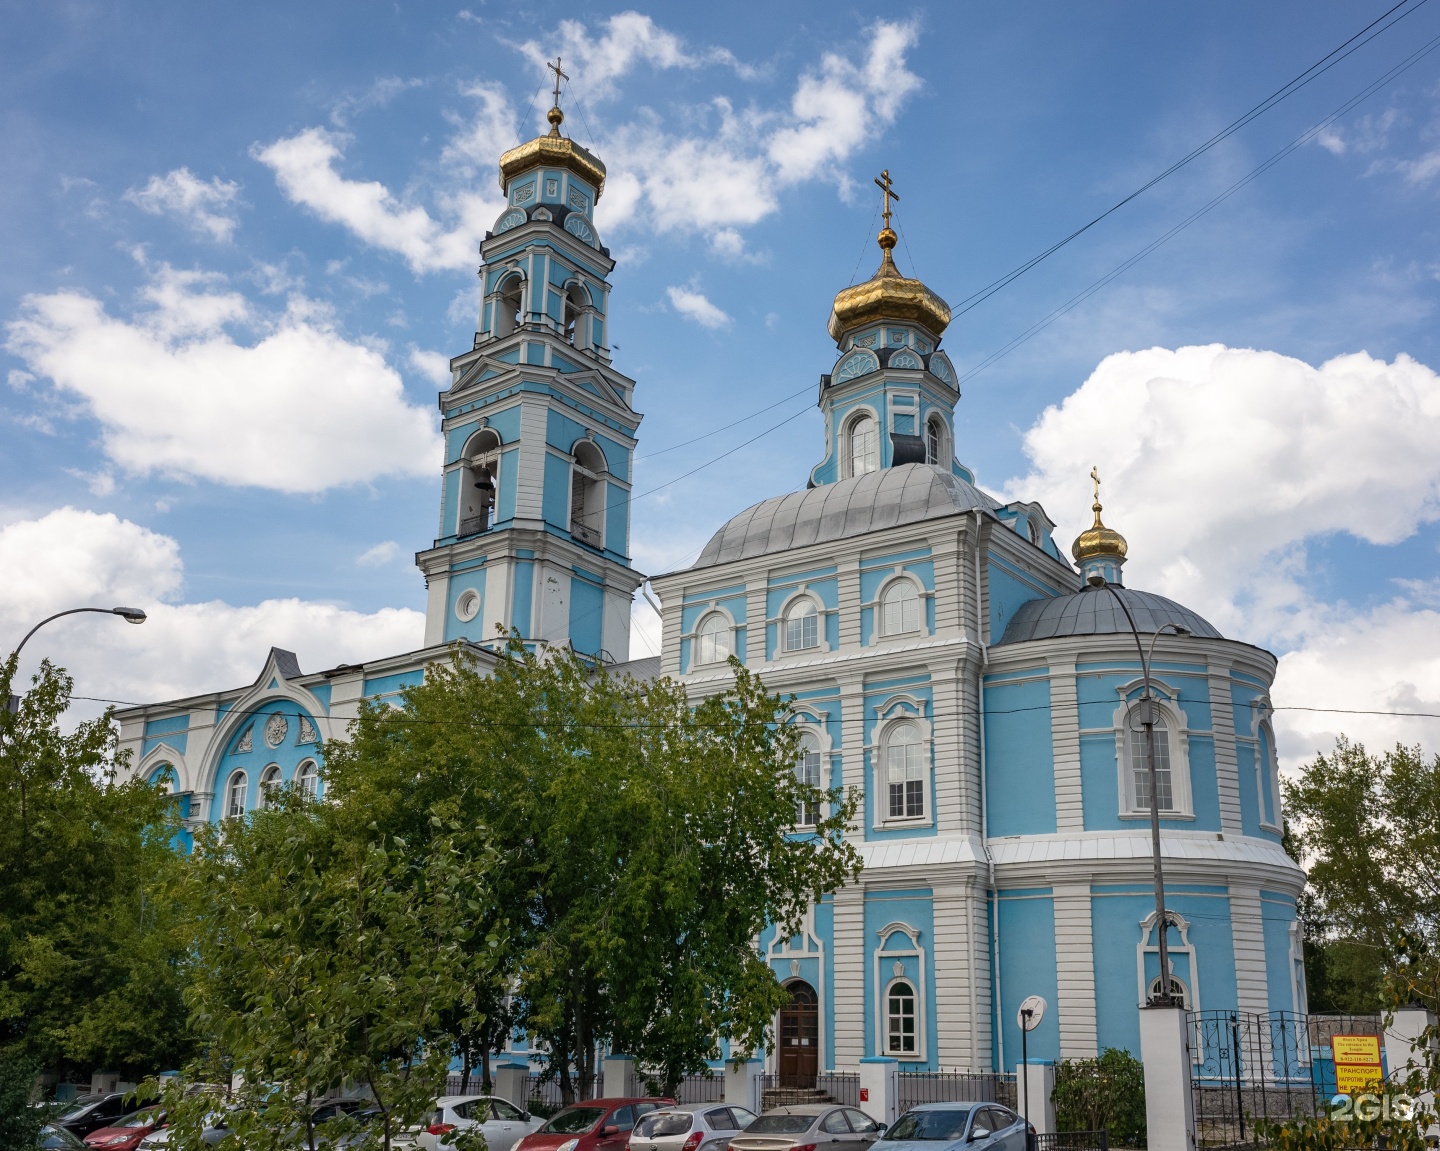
[323,641,862,1098]
[1051,1047,1146,1146]
[0,655,192,1081]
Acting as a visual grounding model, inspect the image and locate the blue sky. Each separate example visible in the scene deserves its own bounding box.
[3,2,1440,762]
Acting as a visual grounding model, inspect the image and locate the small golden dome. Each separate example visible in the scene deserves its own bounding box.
[1072,471,1128,563]
[497,104,607,200]
[828,231,951,342]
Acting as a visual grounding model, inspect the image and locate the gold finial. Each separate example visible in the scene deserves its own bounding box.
[1072,465,1128,564]
[1090,465,1103,519]
[546,56,569,135]
[872,168,901,274]
[874,169,899,231]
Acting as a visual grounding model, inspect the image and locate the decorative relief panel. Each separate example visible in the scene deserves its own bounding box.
[297,716,318,745]
[545,178,559,198]
[835,348,880,382]
[264,713,289,748]
[927,352,956,384]
[854,333,879,349]
[890,350,923,370]
[495,208,527,234]
[889,328,907,344]
[568,187,588,212]
[234,723,253,754]
[512,182,535,205]
[531,206,552,222]
[563,213,597,247]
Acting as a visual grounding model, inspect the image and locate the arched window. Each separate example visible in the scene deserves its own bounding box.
[1026,518,1042,546]
[1147,974,1189,1008]
[296,759,319,800]
[795,733,822,827]
[885,723,925,819]
[570,440,607,547]
[784,599,820,652]
[225,771,248,820]
[460,428,502,536]
[925,416,944,466]
[1119,697,1193,819]
[885,980,918,1054]
[695,613,732,666]
[494,276,523,338]
[563,283,590,349]
[148,764,175,792]
[847,413,878,477]
[1130,721,1175,813]
[880,579,921,636]
[258,764,282,807]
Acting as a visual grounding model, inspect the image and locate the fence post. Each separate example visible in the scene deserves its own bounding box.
[1019,1061,1056,1137]
[495,1061,531,1109]
[725,1059,764,1115]
[858,1058,898,1127]
[603,1054,634,1099]
[1139,1005,1197,1151]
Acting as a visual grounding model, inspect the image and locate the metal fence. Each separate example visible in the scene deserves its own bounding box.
[1033,1134,1109,1151]
[897,1071,1018,1113]
[623,1069,726,1103]
[759,1072,861,1108]
[1188,1010,1384,1148]
[525,1073,602,1107]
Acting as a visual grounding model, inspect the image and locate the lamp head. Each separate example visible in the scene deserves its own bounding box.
[1086,572,1107,588]
[1171,624,1191,637]
[112,607,147,625]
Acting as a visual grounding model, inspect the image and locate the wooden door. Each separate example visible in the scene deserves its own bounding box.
[778,981,819,1088]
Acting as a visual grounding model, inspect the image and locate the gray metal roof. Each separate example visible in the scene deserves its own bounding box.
[997,585,1223,646]
[693,464,1001,569]
[608,654,661,682]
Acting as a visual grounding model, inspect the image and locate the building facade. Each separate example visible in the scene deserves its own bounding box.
[116,98,1305,1078]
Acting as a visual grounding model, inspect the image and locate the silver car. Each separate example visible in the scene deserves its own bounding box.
[728,1105,883,1151]
[415,1095,543,1151]
[628,1104,758,1151]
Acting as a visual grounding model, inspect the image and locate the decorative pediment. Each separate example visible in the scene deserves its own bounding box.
[926,351,956,385]
[495,207,528,234]
[835,348,880,383]
[564,213,598,248]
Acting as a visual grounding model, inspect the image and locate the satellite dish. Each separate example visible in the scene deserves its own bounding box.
[1017,995,1047,1032]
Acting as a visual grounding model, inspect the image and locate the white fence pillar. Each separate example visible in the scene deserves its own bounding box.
[603,1054,634,1099]
[858,1058,899,1127]
[1139,1005,1196,1151]
[725,1059,764,1114]
[1019,1062,1057,1136]
[1385,1006,1439,1135]
[495,1062,531,1109]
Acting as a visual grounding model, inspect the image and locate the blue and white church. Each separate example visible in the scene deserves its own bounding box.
[116,95,1305,1077]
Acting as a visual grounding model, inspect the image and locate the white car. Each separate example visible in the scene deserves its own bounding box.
[416,1095,543,1151]
[629,1104,758,1151]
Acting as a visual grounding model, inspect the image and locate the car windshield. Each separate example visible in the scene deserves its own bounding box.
[57,1099,103,1121]
[119,1110,163,1129]
[881,1111,971,1142]
[635,1113,693,1137]
[41,1127,84,1150]
[743,1116,814,1134]
[541,1107,607,1134]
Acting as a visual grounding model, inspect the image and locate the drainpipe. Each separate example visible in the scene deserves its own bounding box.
[973,509,1002,1074]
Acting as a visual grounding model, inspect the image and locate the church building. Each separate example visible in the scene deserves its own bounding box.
[115,89,1306,1078]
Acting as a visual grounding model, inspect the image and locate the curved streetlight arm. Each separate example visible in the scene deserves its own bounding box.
[10,606,147,664]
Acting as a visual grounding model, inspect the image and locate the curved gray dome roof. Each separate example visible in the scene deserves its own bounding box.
[693,464,1000,569]
[998,586,1223,646]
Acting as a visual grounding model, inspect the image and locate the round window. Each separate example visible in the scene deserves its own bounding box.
[455,589,481,622]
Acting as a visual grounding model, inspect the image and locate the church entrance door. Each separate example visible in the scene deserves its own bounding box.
[778,980,819,1088]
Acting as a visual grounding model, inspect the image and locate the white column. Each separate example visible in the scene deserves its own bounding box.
[424,570,450,647]
[837,559,861,651]
[1384,1006,1438,1128]
[858,1057,898,1126]
[1048,660,1084,832]
[1053,884,1098,1059]
[725,1059,764,1115]
[1228,887,1270,1015]
[1138,1005,1197,1151]
[1207,670,1244,835]
[1019,1062,1057,1136]
[602,1054,634,1099]
[494,1062,531,1108]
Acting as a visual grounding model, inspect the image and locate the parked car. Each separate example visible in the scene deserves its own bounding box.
[728,1104,883,1151]
[53,1095,132,1139]
[416,1095,544,1151]
[135,1108,234,1148]
[875,1103,1030,1151]
[514,1098,674,1151]
[41,1125,88,1150]
[81,1107,168,1151]
[628,1103,757,1151]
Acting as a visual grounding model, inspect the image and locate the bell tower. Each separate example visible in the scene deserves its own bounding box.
[416,66,644,659]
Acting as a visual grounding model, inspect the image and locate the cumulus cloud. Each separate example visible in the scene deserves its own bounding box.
[408,346,453,385]
[330,75,425,127]
[355,540,401,567]
[5,263,439,493]
[123,168,242,241]
[0,508,424,710]
[666,283,731,329]
[1003,343,1440,766]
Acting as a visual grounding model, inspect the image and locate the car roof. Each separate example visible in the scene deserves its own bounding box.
[907,1102,994,1110]
[565,1098,673,1107]
[646,1103,730,1114]
[438,1095,503,1105]
[763,1104,837,1115]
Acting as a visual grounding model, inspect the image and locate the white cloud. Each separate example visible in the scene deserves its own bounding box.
[124,168,242,241]
[356,540,401,567]
[5,263,439,494]
[408,346,453,385]
[0,508,423,710]
[666,283,731,329]
[1003,343,1440,767]
[330,76,424,127]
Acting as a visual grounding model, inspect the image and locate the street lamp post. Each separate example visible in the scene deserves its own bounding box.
[5,606,148,713]
[1086,572,1189,1007]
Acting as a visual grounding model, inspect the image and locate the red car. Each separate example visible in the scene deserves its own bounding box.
[516,1098,673,1151]
[81,1107,167,1151]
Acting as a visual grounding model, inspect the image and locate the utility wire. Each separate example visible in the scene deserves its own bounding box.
[636,383,814,460]
[949,0,1430,318]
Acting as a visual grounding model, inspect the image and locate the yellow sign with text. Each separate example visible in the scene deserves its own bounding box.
[1336,1064,1384,1094]
[1332,1035,1383,1066]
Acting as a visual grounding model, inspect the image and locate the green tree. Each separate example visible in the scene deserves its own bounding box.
[160,789,499,1151]
[0,655,192,1081]
[0,1050,56,1149]
[323,641,861,1101]
[1052,1048,1146,1146]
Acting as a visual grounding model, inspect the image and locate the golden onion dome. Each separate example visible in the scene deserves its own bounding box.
[497,105,606,200]
[1072,495,1129,563]
[828,227,951,342]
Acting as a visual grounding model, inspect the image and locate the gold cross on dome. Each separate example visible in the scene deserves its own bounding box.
[548,57,569,107]
[1090,466,1102,503]
[874,169,900,230]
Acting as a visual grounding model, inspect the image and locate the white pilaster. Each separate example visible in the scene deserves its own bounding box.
[1229,886,1270,1015]
[424,570,450,647]
[1053,883,1098,1059]
[833,885,866,1067]
[1208,669,1244,835]
[1049,660,1084,832]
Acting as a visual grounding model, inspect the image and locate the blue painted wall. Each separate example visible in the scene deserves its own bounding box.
[997,891,1060,1069]
[984,674,1056,837]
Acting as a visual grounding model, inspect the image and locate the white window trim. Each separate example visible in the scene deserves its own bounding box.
[225,770,248,820]
[1135,910,1200,1016]
[922,408,949,467]
[689,606,738,669]
[873,923,927,1061]
[296,758,320,800]
[843,406,881,479]
[1254,708,1283,833]
[767,905,827,1076]
[258,763,283,807]
[789,708,837,789]
[870,706,934,830]
[871,571,931,643]
[1111,685,1194,821]
[773,590,832,659]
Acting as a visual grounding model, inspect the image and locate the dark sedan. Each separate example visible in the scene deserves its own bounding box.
[53,1095,132,1139]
